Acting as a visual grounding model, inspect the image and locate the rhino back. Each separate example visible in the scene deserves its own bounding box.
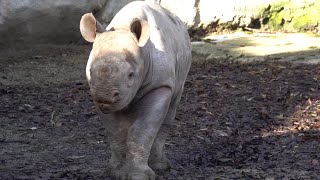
[107,1,191,97]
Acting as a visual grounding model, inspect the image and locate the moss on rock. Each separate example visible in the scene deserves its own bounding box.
[261,0,320,32]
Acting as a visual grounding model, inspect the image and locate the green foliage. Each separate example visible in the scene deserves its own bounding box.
[261,0,320,31]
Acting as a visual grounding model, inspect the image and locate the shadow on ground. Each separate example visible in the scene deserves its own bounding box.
[0,45,319,179]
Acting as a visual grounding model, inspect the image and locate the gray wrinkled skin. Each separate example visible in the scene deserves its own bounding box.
[80,1,191,179]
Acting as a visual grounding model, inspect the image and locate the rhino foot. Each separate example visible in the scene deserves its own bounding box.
[109,163,155,180]
[107,162,122,178]
[149,155,171,172]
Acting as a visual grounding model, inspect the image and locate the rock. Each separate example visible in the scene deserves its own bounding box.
[0,0,107,48]
[261,0,320,32]
[95,0,136,27]
[160,0,198,28]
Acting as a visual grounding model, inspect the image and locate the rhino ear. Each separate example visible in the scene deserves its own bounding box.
[130,18,150,47]
[80,13,105,43]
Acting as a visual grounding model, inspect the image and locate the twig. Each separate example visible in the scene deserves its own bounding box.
[50,111,55,125]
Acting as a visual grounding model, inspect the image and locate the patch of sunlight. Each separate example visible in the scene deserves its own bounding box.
[261,98,320,137]
[204,32,320,56]
[235,33,320,56]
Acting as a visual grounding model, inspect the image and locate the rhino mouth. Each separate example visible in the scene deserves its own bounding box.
[96,102,125,114]
[100,108,111,114]
[95,93,131,114]
[95,102,111,114]
[101,110,112,114]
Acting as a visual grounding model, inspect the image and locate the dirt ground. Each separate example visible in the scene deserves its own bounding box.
[0,44,319,179]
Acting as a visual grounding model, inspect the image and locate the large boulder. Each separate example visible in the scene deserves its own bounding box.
[160,0,198,28]
[0,0,107,48]
[95,0,134,28]
[161,0,319,33]
[261,0,320,32]
[198,0,272,28]
[160,0,273,29]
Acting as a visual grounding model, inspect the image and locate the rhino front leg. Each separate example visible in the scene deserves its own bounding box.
[148,124,171,172]
[118,87,172,180]
[108,131,127,177]
[149,90,182,172]
[102,115,130,177]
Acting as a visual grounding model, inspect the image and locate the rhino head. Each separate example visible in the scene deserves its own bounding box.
[80,13,150,114]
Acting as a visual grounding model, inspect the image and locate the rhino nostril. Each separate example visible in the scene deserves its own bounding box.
[112,90,120,102]
[92,90,120,104]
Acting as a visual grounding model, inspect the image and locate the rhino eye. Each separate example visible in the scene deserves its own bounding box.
[128,72,134,79]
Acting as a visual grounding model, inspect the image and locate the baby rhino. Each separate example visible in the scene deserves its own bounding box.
[80,0,191,179]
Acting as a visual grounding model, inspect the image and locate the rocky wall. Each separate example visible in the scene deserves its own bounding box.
[0,0,319,48]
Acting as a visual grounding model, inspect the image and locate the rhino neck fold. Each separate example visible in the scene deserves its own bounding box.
[141,43,153,88]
